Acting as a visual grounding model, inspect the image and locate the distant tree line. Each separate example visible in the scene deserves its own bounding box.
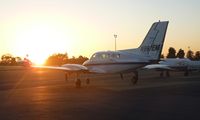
[1,48,200,66]
[0,54,23,66]
[0,53,88,66]
[162,47,200,60]
[45,53,88,66]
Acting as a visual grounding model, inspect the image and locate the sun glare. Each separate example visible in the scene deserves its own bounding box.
[29,54,46,65]
[13,22,74,65]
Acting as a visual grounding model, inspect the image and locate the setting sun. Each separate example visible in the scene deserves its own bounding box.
[10,21,75,65]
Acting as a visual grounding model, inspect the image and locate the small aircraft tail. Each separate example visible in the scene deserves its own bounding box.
[122,21,169,61]
[138,21,169,61]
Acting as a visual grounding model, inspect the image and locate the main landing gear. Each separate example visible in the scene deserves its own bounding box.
[75,78,90,88]
[160,70,170,77]
[65,72,90,88]
[120,71,138,85]
[131,71,138,85]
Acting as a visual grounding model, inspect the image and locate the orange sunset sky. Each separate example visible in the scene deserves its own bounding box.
[0,0,199,64]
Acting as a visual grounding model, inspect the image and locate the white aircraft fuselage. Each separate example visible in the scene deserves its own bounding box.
[83,51,149,73]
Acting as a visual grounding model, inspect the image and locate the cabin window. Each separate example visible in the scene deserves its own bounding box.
[91,53,117,60]
[116,54,120,58]
[101,54,109,59]
[102,54,106,59]
[91,54,98,60]
[91,54,96,59]
[111,53,120,58]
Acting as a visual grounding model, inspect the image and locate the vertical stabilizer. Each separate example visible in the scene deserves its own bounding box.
[138,21,169,60]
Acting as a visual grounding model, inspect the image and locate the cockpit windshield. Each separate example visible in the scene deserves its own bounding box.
[91,54,97,59]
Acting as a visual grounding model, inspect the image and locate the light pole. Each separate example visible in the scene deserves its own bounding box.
[114,34,117,51]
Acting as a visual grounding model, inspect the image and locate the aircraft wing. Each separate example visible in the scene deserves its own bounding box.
[32,64,108,74]
[32,64,88,72]
[143,64,173,70]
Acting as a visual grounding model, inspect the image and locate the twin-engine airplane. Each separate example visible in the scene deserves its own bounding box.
[33,21,169,87]
[144,58,200,77]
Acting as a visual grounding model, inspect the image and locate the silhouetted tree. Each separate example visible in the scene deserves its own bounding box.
[68,55,88,64]
[160,54,164,58]
[68,56,75,63]
[176,49,185,58]
[186,50,194,60]
[1,54,14,65]
[194,51,200,60]
[45,53,68,66]
[77,55,89,64]
[0,54,23,65]
[166,47,176,58]
[15,56,22,61]
[10,57,16,65]
[45,53,88,66]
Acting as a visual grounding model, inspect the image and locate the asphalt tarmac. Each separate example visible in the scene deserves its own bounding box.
[0,67,200,120]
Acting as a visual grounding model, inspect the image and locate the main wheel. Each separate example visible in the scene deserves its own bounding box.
[166,71,170,77]
[131,71,138,85]
[160,71,164,77]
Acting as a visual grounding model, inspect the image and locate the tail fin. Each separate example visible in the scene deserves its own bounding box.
[138,21,169,60]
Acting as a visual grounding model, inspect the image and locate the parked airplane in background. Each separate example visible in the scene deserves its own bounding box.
[17,58,32,67]
[33,21,169,87]
[143,58,200,77]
